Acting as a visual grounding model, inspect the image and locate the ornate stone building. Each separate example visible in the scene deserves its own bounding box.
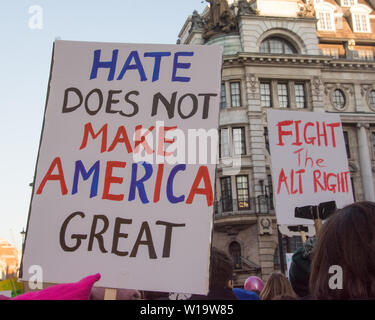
[178,0,375,285]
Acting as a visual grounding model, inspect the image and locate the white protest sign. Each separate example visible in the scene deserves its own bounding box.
[22,40,223,295]
[267,109,353,226]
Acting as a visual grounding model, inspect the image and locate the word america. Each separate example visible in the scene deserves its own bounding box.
[36,159,213,206]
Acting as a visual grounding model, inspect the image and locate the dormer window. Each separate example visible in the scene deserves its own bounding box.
[318,11,335,31]
[341,0,356,7]
[351,5,371,33]
[353,13,369,32]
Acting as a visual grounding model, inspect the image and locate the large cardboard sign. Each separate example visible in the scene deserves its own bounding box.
[267,109,353,226]
[22,40,223,295]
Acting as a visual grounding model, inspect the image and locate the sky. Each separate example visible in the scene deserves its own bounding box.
[0,0,207,249]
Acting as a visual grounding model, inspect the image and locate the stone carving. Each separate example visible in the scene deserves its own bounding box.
[258,217,273,235]
[237,0,258,16]
[203,0,238,39]
[190,10,205,31]
[297,0,315,17]
[312,76,323,96]
[324,83,354,97]
[246,73,258,94]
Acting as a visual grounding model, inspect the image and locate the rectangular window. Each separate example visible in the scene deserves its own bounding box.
[277,83,289,108]
[220,83,227,108]
[220,128,230,158]
[260,82,272,107]
[342,0,355,6]
[351,178,356,201]
[221,177,233,212]
[236,175,250,210]
[372,132,375,156]
[353,14,369,32]
[318,11,333,31]
[230,82,241,107]
[233,127,246,155]
[343,131,351,158]
[267,174,274,210]
[295,83,306,109]
[264,127,270,154]
[357,49,374,60]
[322,48,339,58]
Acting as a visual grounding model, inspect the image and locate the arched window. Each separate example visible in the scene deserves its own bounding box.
[350,5,371,33]
[229,242,242,269]
[259,37,297,54]
[315,2,336,32]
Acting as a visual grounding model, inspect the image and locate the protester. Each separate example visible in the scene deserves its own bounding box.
[309,201,375,300]
[259,272,297,300]
[190,247,238,300]
[288,237,316,298]
[233,287,259,300]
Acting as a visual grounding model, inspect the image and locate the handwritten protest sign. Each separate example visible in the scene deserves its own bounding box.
[21,40,223,295]
[267,109,353,226]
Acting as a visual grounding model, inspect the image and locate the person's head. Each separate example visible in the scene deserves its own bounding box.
[209,247,234,291]
[259,272,296,300]
[309,201,375,300]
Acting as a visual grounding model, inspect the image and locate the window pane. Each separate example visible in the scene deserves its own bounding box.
[278,83,289,108]
[233,127,246,155]
[369,90,375,109]
[220,83,227,108]
[372,132,375,156]
[230,82,241,107]
[259,37,297,54]
[220,129,230,157]
[295,83,306,109]
[260,82,272,107]
[333,89,345,109]
[236,175,249,210]
[230,242,242,269]
[221,177,233,212]
[343,131,351,158]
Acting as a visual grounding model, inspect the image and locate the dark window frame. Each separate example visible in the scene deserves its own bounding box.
[230,81,242,107]
[236,175,250,211]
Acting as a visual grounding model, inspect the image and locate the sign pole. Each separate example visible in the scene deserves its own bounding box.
[277,228,286,275]
[104,288,117,300]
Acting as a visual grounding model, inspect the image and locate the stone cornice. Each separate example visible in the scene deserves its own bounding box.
[223,53,375,70]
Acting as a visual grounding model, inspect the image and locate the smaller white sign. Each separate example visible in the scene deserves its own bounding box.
[267,109,353,226]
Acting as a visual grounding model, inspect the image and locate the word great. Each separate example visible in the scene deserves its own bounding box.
[60,211,186,258]
[36,158,213,206]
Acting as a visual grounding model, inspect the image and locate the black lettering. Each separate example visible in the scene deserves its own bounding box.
[85,89,103,116]
[88,215,109,253]
[178,93,198,119]
[111,218,132,257]
[120,90,139,117]
[130,222,157,259]
[59,211,87,252]
[151,92,177,119]
[156,221,186,258]
[62,87,83,113]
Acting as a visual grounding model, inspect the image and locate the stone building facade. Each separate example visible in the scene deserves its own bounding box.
[178,0,375,285]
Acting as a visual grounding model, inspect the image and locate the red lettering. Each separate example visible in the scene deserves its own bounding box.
[80,122,108,153]
[153,164,164,203]
[276,120,293,146]
[36,157,68,195]
[102,161,126,201]
[107,126,133,153]
[157,126,177,157]
[326,122,341,148]
[186,166,213,206]
[277,168,290,195]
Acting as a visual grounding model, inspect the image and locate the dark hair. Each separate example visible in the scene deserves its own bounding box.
[209,247,234,291]
[309,201,375,300]
[259,272,296,300]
